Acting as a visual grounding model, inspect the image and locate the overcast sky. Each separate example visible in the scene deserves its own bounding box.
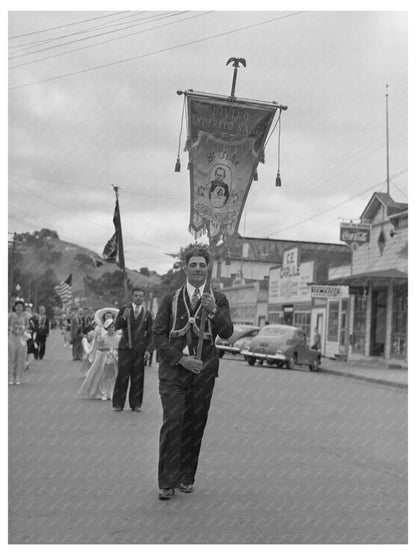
[8,5,409,275]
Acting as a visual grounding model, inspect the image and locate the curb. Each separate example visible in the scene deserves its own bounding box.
[319,368,408,390]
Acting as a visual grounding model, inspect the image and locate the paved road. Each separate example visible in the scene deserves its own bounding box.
[9,331,407,544]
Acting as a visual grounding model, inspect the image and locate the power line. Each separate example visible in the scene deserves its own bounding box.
[9,11,305,91]
[265,169,408,238]
[8,12,148,50]
[9,173,183,201]
[8,11,130,40]
[9,12,213,71]
[9,11,187,60]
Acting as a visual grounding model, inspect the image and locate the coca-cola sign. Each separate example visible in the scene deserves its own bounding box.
[339,225,370,245]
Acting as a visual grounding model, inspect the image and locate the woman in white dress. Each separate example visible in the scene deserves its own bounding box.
[76,320,121,401]
[8,300,30,385]
[79,329,97,377]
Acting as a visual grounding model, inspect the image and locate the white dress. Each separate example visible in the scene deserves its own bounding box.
[76,333,120,400]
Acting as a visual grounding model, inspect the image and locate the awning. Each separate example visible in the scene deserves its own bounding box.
[322,269,408,287]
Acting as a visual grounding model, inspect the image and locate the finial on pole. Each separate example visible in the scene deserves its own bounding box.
[226,57,246,100]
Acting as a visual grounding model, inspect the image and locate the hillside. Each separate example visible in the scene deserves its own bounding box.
[11,233,162,304]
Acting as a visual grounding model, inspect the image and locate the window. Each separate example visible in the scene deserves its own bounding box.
[391,287,407,358]
[327,301,339,341]
[352,295,367,353]
[293,312,310,338]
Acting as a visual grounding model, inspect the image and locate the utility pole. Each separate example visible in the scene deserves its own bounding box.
[385,84,390,196]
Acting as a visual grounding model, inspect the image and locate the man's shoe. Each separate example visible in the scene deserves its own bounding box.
[178,483,194,493]
[158,488,175,500]
[131,407,141,412]
[113,407,122,412]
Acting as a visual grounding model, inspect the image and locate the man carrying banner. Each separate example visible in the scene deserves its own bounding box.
[153,246,233,500]
[112,287,153,412]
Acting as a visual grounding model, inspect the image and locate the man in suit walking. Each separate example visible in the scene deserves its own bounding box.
[153,246,234,500]
[70,307,84,361]
[34,305,50,360]
[112,287,153,412]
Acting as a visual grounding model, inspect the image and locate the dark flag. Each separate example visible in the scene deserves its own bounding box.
[54,274,72,304]
[103,197,125,269]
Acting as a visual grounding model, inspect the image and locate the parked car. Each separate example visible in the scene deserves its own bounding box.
[216,324,260,358]
[241,324,321,371]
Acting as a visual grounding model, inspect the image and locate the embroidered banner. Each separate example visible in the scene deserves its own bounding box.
[186,92,278,242]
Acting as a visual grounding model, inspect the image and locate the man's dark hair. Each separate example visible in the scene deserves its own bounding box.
[185,247,210,266]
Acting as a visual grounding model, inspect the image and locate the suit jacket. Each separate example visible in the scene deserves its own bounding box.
[32,314,50,338]
[115,304,153,353]
[153,286,233,380]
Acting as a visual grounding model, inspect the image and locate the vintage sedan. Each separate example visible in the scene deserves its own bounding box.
[216,324,260,358]
[241,324,321,371]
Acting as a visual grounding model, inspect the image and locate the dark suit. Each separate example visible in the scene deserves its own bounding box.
[70,316,84,361]
[112,305,153,410]
[153,286,233,489]
[32,314,50,360]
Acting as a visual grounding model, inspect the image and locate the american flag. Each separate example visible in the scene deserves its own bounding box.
[54,274,72,304]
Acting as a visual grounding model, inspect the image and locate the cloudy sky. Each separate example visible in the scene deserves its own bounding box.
[8,5,409,274]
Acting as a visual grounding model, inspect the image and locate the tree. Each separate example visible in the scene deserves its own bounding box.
[139,267,150,277]
[84,271,133,306]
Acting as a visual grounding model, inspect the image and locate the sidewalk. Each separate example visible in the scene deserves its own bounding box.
[320,357,408,389]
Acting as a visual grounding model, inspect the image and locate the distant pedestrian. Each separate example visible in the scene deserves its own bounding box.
[63,315,71,347]
[26,307,39,364]
[112,288,153,412]
[34,305,50,360]
[70,308,84,361]
[8,300,30,385]
[312,327,321,350]
[153,247,234,500]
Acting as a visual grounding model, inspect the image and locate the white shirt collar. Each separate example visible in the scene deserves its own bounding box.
[186,282,205,298]
[132,303,143,313]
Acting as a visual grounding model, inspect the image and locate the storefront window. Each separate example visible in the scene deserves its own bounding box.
[352,295,367,353]
[327,301,339,341]
[294,312,311,338]
[391,287,407,358]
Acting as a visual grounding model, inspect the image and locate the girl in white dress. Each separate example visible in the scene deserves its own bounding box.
[76,320,120,401]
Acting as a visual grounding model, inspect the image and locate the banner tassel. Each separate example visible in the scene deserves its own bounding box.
[175,157,181,172]
[253,168,258,181]
[275,171,282,187]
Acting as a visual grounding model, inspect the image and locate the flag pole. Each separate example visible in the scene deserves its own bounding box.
[112,185,132,348]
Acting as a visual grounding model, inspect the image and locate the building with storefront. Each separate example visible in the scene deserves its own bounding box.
[267,245,351,354]
[317,192,408,363]
[212,237,350,336]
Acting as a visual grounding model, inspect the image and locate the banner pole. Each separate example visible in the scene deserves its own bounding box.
[196,240,215,361]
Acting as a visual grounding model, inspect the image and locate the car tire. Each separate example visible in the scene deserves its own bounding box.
[286,354,296,369]
[309,358,320,372]
[218,350,224,358]
[247,356,256,366]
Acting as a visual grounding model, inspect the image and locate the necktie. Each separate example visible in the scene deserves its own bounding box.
[134,305,140,318]
[191,288,200,310]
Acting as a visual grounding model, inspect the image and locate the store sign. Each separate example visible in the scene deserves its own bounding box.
[339,223,370,246]
[280,247,300,278]
[269,260,314,304]
[311,285,341,298]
